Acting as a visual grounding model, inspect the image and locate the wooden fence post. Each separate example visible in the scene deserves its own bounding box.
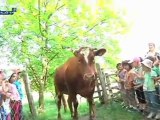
[22,71,37,119]
[96,63,108,104]
[105,73,113,103]
[95,76,103,104]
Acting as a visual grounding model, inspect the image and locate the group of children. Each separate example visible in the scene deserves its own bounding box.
[0,69,23,120]
[116,42,160,119]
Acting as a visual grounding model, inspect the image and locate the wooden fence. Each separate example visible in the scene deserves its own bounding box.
[94,63,120,104]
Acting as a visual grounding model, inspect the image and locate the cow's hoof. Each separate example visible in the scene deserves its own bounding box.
[58,114,62,120]
[57,117,62,120]
[72,116,78,120]
[73,117,78,120]
[89,116,96,120]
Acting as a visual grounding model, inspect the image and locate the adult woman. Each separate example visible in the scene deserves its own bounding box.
[145,42,159,58]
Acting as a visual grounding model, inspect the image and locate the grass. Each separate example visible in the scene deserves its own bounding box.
[96,102,144,120]
[23,98,89,120]
[23,99,144,120]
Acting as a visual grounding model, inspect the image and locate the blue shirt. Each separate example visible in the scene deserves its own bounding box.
[14,80,23,100]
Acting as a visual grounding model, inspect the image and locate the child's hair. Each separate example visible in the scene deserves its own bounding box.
[127,63,132,70]
[122,60,132,70]
[116,63,121,69]
[146,56,156,63]
[122,60,129,66]
[8,73,16,83]
[139,57,143,62]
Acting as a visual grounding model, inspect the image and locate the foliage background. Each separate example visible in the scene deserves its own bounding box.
[0,0,129,108]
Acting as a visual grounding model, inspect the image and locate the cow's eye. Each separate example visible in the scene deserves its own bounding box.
[90,56,94,61]
[91,59,95,63]
[78,59,81,63]
[81,53,84,56]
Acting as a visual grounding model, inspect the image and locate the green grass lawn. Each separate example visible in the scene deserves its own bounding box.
[23,98,88,120]
[23,99,144,120]
[96,102,144,120]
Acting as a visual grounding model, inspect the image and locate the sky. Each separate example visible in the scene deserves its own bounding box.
[114,0,160,60]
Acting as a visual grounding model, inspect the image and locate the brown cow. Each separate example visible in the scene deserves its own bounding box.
[54,47,106,120]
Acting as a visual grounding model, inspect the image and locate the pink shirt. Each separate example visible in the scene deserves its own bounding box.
[8,83,20,101]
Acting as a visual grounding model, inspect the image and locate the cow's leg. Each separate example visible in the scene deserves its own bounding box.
[57,92,63,119]
[73,95,78,119]
[62,95,67,113]
[68,95,74,118]
[87,97,96,120]
[68,93,78,120]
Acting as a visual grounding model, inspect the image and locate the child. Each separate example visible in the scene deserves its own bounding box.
[116,62,127,107]
[153,56,160,101]
[0,70,11,120]
[123,61,137,109]
[116,62,126,91]
[129,57,146,112]
[141,59,160,119]
[8,73,21,120]
[14,71,23,120]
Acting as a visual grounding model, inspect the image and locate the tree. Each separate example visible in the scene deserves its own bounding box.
[0,0,129,110]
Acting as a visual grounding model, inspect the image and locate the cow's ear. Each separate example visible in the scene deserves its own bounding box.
[94,49,106,56]
[74,50,79,56]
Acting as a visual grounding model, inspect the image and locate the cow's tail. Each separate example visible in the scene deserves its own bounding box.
[54,82,67,113]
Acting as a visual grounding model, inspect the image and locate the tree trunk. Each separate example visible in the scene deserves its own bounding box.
[38,86,45,110]
[22,71,37,119]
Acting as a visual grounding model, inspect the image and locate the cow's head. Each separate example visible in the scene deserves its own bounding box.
[74,47,106,80]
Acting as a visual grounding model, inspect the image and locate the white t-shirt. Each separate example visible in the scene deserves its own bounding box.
[2,98,10,115]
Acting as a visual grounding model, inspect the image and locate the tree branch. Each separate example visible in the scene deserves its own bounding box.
[43,67,48,88]
[44,0,49,8]
[43,52,59,87]
[47,52,59,65]
[28,64,41,88]
[32,77,40,89]
[55,0,61,10]
[56,4,65,11]
[38,0,44,38]
[70,19,106,41]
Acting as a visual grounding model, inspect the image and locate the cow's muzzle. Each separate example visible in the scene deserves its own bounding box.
[83,73,96,80]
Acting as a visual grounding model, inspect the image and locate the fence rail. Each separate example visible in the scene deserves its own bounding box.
[94,63,120,104]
